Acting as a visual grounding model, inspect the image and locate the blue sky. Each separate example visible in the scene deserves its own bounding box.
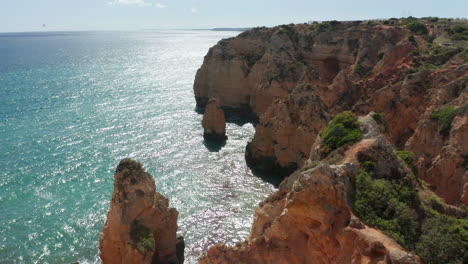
[1,0,467,32]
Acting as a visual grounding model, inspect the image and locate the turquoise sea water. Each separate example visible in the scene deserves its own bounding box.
[0,31,276,263]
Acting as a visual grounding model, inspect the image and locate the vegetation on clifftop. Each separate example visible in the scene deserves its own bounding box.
[406,21,428,35]
[450,25,468,41]
[416,212,468,263]
[321,112,362,153]
[353,169,418,247]
[353,160,468,264]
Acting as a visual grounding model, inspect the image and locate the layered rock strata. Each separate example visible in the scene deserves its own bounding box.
[100,159,184,264]
[199,114,422,264]
[202,98,227,141]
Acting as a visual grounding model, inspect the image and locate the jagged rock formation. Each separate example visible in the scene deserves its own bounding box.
[199,114,423,264]
[202,99,227,141]
[194,18,468,205]
[406,100,467,205]
[100,159,184,264]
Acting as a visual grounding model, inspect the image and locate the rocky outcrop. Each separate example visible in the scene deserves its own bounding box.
[246,84,329,175]
[100,159,184,264]
[194,19,468,205]
[199,114,422,264]
[405,94,467,205]
[202,99,227,141]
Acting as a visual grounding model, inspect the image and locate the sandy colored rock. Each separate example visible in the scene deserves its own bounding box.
[202,98,227,141]
[407,109,467,205]
[194,20,468,204]
[200,114,421,264]
[99,159,183,264]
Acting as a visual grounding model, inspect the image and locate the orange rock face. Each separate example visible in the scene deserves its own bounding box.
[194,20,468,205]
[407,111,467,205]
[200,115,421,264]
[99,159,183,264]
[202,98,227,141]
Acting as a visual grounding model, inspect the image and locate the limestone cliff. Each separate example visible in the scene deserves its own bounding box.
[100,159,184,264]
[200,114,425,264]
[194,18,468,205]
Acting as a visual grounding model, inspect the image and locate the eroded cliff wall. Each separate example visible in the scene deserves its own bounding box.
[200,114,425,264]
[194,19,467,205]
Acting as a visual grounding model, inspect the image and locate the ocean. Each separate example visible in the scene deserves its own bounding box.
[0,30,276,263]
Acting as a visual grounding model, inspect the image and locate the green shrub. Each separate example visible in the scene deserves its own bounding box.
[353,141,468,263]
[416,212,468,264]
[130,220,155,255]
[366,21,379,27]
[279,24,295,35]
[363,161,376,172]
[396,151,417,175]
[321,112,362,151]
[354,62,372,78]
[424,35,436,43]
[328,20,340,26]
[317,23,330,32]
[459,49,468,61]
[411,50,420,57]
[449,25,468,40]
[408,35,417,45]
[452,31,468,41]
[451,25,466,33]
[431,105,457,136]
[353,170,418,247]
[402,16,417,24]
[406,22,428,35]
[353,159,467,263]
[354,63,365,75]
[372,112,384,123]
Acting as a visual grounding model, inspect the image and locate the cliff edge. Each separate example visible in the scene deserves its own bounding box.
[194,18,468,206]
[200,113,467,264]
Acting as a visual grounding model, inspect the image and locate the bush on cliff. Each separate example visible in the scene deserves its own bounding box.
[278,24,298,41]
[353,161,468,263]
[406,22,428,35]
[396,150,417,175]
[321,112,362,152]
[431,104,467,136]
[450,25,468,41]
[371,112,384,123]
[130,220,155,255]
[353,170,418,247]
[354,54,372,78]
[416,212,468,264]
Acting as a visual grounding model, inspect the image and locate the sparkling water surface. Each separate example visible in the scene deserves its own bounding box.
[0,30,276,264]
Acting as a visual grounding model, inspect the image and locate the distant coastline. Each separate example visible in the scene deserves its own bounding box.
[211,27,251,31]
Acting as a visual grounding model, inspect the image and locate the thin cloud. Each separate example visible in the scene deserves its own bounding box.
[190,7,198,13]
[154,3,167,8]
[108,0,152,7]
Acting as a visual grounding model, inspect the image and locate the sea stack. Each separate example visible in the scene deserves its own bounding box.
[99,159,184,264]
[202,98,227,142]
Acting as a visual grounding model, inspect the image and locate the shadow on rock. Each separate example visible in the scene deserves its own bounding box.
[249,167,284,188]
[203,138,227,152]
